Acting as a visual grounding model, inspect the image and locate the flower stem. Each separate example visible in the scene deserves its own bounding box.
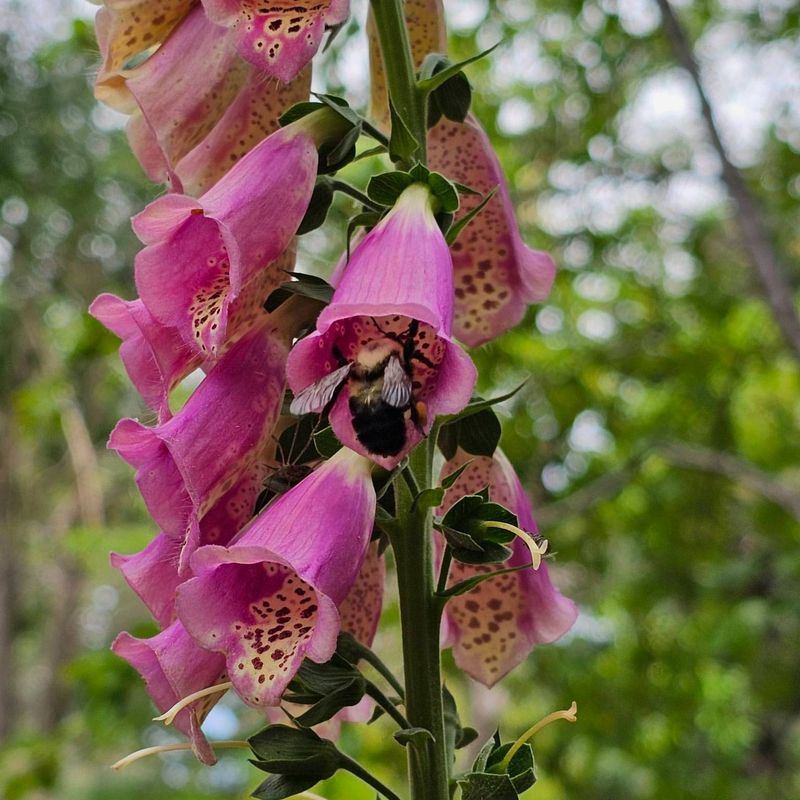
[369,0,427,165]
[389,435,449,800]
[339,752,404,800]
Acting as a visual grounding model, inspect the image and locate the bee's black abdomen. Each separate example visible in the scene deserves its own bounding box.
[350,398,407,457]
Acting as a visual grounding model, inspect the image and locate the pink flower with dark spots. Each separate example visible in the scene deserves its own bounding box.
[108,327,286,541]
[132,114,324,356]
[112,621,227,765]
[438,449,577,686]
[428,114,556,346]
[287,183,477,469]
[176,448,376,708]
[201,0,350,83]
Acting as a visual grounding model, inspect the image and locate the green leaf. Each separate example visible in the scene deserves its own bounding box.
[324,123,362,171]
[311,92,362,126]
[457,772,518,800]
[473,732,501,773]
[248,725,340,777]
[393,727,435,747]
[388,99,419,162]
[434,69,472,122]
[438,383,527,425]
[313,426,341,457]
[367,171,415,207]
[413,486,445,512]
[440,525,483,553]
[417,43,501,93]
[263,272,334,313]
[450,540,513,566]
[486,742,536,793]
[295,678,366,727]
[296,177,334,235]
[457,727,480,749]
[252,773,324,800]
[446,187,498,246]
[418,52,449,82]
[440,460,473,490]
[440,562,532,597]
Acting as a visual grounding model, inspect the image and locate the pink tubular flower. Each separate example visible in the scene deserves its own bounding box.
[132,112,331,356]
[113,621,226,765]
[438,449,577,687]
[286,183,477,469]
[201,0,350,83]
[176,447,376,708]
[428,114,557,346]
[108,327,287,541]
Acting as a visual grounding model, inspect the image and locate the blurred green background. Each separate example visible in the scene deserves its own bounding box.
[2,0,799,798]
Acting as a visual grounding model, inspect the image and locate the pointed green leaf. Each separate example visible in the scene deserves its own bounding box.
[440,460,473,490]
[388,99,419,162]
[413,486,445,512]
[296,177,334,235]
[428,171,460,214]
[446,187,498,246]
[417,43,501,93]
[393,727,435,747]
[252,773,325,800]
[248,725,340,777]
[367,171,415,206]
[279,101,326,127]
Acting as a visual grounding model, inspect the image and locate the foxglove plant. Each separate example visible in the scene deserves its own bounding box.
[93,1,579,798]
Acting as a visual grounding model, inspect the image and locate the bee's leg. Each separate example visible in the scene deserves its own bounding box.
[410,349,436,369]
[410,400,428,432]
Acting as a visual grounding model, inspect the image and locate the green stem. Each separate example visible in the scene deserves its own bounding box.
[330,179,384,212]
[388,435,449,800]
[369,0,428,165]
[365,682,410,729]
[339,753,404,800]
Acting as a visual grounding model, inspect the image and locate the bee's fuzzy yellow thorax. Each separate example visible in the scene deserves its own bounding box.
[355,339,399,369]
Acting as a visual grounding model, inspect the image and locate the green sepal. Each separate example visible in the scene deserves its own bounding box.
[457,772,518,800]
[417,43,501,93]
[440,562,533,598]
[313,426,342,458]
[367,171,415,207]
[263,272,333,313]
[297,177,334,235]
[248,725,340,778]
[251,773,325,800]
[438,406,501,459]
[428,171,459,214]
[321,123,362,172]
[457,733,535,799]
[446,187,497,246]
[457,727,480,749]
[311,93,362,127]
[421,54,472,125]
[486,742,536,793]
[388,99,419,162]
[393,727,435,747]
[295,678,366,727]
[279,101,326,127]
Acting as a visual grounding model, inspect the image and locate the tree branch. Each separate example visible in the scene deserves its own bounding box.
[655,0,800,359]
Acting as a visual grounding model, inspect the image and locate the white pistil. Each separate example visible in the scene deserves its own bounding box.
[500,701,578,771]
[482,521,548,569]
[111,740,249,771]
[152,681,233,726]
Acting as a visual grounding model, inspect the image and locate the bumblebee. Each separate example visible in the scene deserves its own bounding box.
[289,319,431,457]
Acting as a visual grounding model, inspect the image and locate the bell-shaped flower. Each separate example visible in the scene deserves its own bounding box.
[438,449,577,687]
[428,115,556,346]
[89,293,200,423]
[111,459,268,625]
[112,621,226,765]
[132,107,339,356]
[200,0,350,83]
[286,183,477,469]
[108,326,287,541]
[175,448,376,708]
[119,5,311,194]
[93,0,194,111]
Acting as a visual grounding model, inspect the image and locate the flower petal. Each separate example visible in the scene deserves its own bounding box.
[134,125,317,354]
[112,622,227,765]
[438,449,577,686]
[337,540,384,648]
[177,449,375,707]
[94,0,194,111]
[109,328,287,538]
[89,293,200,422]
[201,0,350,82]
[428,115,557,346]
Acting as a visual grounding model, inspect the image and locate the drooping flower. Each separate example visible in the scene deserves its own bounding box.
[111,460,268,625]
[133,110,344,356]
[112,621,226,765]
[438,449,577,686]
[176,447,376,708]
[121,5,312,194]
[428,115,556,346]
[91,249,295,421]
[201,0,350,83]
[108,326,286,541]
[286,183,477,469]
[93,0,194,111]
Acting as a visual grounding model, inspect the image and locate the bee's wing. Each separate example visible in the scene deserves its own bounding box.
[381,355,413,408]
[289,363,352,415]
